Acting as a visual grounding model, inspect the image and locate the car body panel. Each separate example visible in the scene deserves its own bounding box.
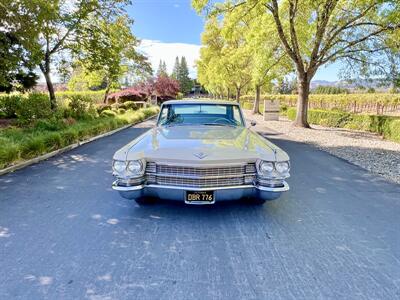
[113,126,289,165]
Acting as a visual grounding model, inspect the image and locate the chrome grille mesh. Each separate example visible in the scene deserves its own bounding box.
[146,163,256,188]
[155,176,244,188]
[157,165,246,177]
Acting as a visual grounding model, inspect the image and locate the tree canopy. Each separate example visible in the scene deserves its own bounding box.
[0,0,145,108]
[193,0,400,126]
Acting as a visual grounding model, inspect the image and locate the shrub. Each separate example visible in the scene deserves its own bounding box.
[96,104,112,113]
[62,130,79,145]
[63,117,76,126]
[0,95,22,118]
[0,141,20,167]
[68,95,95,119]
[241,93,400,114]
[100,110,117,117]
[286,108,400,142]
[20,136,46,158]
[0,106,160,169]
[117,108,126,114]
[388,120,400,143]
[16,93,52,123]
[121,101,138,110]
[110,103,122,111]
[43,132,63,150]
[56,90,106,105]
[35,117,66,131]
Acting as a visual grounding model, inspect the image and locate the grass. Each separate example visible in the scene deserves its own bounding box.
[0,106,159,169]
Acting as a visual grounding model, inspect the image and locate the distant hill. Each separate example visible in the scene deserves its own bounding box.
[311,79,391,92]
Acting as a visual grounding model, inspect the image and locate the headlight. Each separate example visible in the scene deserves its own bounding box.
[276,161,290,173]
[259,161,274,174]
[126,160,143,175]
[113,160,126,174]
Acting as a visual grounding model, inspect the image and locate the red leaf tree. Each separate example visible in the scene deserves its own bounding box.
[107,76,180,103]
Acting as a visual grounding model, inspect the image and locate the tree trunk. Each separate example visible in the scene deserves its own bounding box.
[227,88,230,100]
[104,83,111,104]
[294,74,311,128]
[40,64,57,110]
[252,85,261,114]
[235,87,241,102]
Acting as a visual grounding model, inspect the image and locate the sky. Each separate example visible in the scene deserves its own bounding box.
[127,0,340,81]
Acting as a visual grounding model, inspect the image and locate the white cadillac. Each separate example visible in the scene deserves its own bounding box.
[112,100,290,205]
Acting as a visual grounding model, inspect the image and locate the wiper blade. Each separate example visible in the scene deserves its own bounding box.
[202,123,236,127]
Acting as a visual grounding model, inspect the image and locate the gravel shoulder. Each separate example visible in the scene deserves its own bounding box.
[244,110,400,185]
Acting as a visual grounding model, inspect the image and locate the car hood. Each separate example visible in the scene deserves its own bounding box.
[113,125,289,165]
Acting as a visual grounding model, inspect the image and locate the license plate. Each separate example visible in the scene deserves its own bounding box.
[185,191,215,204]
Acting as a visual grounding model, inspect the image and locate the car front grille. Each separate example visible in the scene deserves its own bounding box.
[145,162,256,188]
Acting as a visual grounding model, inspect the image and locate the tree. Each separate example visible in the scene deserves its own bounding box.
[75,15,150,102]
[193,0,400,127]
[196,16,252,101]
[171,57,180,79]
[154,76,180,100]
[156,60,168,77]
[0,1,42,92]
[178,57,193,94]
[230,6,290,114]
[1,0,131,109]
[67,63,106,91]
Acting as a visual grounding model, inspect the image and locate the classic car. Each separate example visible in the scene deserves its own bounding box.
[112,100,290,205]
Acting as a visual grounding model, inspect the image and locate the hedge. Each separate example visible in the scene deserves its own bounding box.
[0,106,159,169]
[287,108,400,143]
[240,93,400,114]
[55,90,108,105]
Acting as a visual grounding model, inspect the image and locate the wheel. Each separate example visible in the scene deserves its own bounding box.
[134,197,157,205]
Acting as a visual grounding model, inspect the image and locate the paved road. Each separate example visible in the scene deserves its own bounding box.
[1,120,400,300]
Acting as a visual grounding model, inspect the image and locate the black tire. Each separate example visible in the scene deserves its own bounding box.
[134,197,157,205]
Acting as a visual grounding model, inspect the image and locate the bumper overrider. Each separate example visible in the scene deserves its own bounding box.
[111,161,290,203]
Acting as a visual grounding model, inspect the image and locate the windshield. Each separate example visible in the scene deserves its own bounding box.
[157,103,245,127]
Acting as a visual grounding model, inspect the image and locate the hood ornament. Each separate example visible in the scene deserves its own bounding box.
[193,152,208,159]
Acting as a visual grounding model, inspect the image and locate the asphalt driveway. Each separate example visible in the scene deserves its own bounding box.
[0,120,399,299]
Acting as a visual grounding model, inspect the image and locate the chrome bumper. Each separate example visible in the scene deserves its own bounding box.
[112,181,289,202]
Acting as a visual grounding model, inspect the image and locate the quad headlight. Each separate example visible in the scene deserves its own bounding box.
[112,160,144,177]
[113,160,126,174]
[259,161,274,173]
[127,160,143,175]
[257,160,290,176]
[275,161,290,173]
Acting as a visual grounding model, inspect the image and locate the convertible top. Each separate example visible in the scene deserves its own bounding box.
[162,99,240,106]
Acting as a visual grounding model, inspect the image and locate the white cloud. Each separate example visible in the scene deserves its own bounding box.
[138,39,201,78]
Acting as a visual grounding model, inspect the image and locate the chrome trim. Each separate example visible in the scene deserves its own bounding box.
[256,181,289,192]
[112,181,144,191]
[144,163,257,188]
[146,162,253,170]
[112,181,289,192]
[146,184,255,191]
[153,173,255,179]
